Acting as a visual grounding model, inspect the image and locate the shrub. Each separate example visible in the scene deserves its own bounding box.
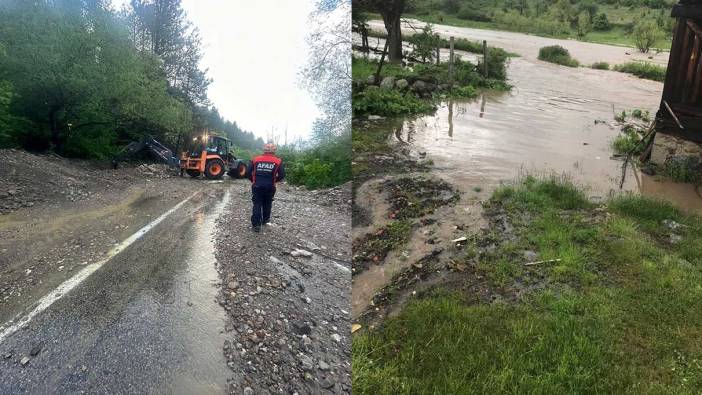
[632,20,661,53]
[450,85,478,98]
[457,6,492,22]
[408,24,443,63]
[613,62,666,81]
[591,62,610,70]
[352,88,434,117]
[592,13,611,31]
[611,129,642,155]
[278,137,351,189]
[538,45,580,67]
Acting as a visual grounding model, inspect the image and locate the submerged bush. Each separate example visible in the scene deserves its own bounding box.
[662,156,702,183]
[591,62,610,70]
[613,62,666,82]
[352,88,434,117]
[538,45,579,67]
[612,129,642,155]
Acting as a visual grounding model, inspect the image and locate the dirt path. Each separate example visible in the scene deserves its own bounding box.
[214,182,351,394]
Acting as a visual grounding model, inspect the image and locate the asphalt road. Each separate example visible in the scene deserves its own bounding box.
[0,184,233,394]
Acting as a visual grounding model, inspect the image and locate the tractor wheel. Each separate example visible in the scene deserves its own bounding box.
[205,159,225,180]
[228,160,248,179]
[186,169,200,178]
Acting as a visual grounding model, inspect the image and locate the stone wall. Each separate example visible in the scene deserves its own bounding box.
[650,132,702,166]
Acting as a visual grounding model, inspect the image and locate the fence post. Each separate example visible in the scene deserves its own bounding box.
[483,40,488,78]
[449,36,454,86]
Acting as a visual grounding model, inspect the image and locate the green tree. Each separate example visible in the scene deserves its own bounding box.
[592,12,611,31]
[633,19,661,53]
[409,24,442,63]
[126,0,211,106]
[0,0,193,157]
[576,11,592,39]
[355,0,407,64]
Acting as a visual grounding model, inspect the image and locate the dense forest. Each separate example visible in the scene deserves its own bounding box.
[0,0,263,159]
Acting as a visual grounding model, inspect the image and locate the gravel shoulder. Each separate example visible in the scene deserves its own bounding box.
[214,181,352,394]
[0,149,197,325]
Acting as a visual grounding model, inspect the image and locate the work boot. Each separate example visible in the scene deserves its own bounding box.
[252,225,261,233]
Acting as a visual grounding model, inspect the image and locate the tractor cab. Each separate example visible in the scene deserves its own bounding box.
[180,132,247,180]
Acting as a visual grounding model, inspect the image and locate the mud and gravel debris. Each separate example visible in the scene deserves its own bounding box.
[0,149,174,215]
[309,182,352,211]
[384,177,460,220]
[214,182,351,394]
[352,221,412,275]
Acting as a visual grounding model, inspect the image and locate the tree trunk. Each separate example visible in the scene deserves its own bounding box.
[382,12,403,64]
[49,108,61,152]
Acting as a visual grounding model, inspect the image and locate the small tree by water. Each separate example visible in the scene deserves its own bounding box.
[633,20,661,53]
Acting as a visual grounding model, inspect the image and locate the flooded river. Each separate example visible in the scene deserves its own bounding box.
[353,25,702,318]
[400,57,702,209]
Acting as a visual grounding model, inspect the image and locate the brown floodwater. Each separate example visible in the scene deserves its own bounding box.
[397,56,702,210]
[353,27,702,319]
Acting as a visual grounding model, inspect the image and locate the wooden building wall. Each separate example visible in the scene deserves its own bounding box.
[658,1,702,142]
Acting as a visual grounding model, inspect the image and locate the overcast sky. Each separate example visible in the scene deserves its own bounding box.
[112,0,320,141]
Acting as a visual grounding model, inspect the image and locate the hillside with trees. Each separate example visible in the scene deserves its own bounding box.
[373,0,676,49]
[0,0,263,159]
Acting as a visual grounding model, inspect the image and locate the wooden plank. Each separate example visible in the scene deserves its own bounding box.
[663,18,686,102]
[675,24,693,102]
[682,34,700,102]
[672,102,702,117]
[672,4,702,20]
[664,100,685,130]
[688,19,702,38]
[692,47,702,103]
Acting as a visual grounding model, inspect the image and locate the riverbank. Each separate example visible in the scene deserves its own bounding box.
[353,175,702,393]
[367,19,670,68]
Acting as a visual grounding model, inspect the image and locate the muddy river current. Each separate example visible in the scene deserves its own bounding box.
[353,25,702,318]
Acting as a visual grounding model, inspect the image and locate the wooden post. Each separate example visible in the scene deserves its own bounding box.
[483,40,488,78]
[449,36,454,86]
[435,34,441,65]
[374,39,389,84]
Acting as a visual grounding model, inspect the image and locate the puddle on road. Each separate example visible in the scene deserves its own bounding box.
[169,189,232,393]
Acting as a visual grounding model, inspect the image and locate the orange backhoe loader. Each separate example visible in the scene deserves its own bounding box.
[112,133,248,180]
[180,133,247,180]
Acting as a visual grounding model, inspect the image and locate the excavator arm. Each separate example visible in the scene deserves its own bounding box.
[111,135,179,169]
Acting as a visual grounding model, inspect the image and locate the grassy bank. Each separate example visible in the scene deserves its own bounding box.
[352,52,509,118]
[398,0,673,50]
[353,176,702,393]
[614,61,667,82]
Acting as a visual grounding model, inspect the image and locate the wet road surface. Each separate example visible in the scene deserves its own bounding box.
[0,185,232,394]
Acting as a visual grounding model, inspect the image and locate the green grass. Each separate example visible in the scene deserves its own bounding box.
[614,62,667,82]
[538,45,580,67]
[354,176,702,393]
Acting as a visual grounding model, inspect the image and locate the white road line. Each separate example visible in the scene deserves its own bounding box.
[0,192,199,344]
